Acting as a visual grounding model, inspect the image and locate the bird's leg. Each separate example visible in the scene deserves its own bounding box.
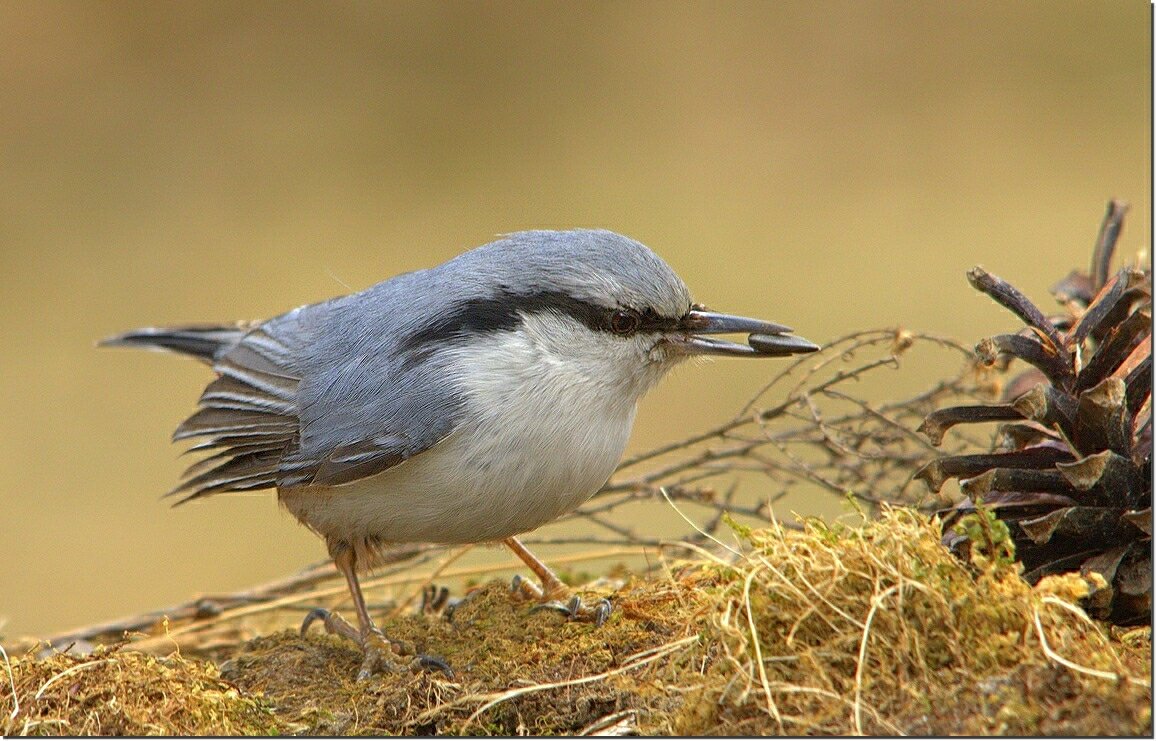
[503,536,612,626]
[300,544,452,679]
[504,536,570,600]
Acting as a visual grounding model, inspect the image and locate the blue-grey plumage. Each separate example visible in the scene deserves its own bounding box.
[107,233,669,491]
[102,228,817,674]
[103,228,818,535]
[284,230,694,487]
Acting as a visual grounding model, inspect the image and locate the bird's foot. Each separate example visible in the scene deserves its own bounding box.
[421,583,474,623]
[419,583,455,615]
[530,594,614,627]
[300,607,454,680]
[510,575,613,627]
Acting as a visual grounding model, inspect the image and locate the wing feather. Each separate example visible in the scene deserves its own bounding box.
[151,278,465,500]
[167,326,302,503]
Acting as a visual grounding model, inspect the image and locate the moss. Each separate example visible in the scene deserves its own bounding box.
[4,509,1149,735]
[1,645,282,736]
[670,508,1150,735]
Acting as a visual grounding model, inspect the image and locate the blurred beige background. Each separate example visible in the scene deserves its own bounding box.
[1,1,1149,639]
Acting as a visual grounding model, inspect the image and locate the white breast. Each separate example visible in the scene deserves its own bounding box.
[280,312,664,547]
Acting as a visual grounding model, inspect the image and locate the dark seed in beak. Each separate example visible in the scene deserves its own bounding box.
[748,333,821,356]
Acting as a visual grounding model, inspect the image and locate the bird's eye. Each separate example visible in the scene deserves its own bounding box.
[610,309,641,335]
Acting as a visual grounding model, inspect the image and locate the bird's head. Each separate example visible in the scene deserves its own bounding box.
[424,230,819,405]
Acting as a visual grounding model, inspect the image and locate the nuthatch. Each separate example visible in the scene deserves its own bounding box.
[103,229,818,678]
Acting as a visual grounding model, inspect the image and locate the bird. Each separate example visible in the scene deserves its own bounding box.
[101,228,818,678]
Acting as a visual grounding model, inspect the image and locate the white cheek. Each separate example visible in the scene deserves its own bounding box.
[508,312,676,399]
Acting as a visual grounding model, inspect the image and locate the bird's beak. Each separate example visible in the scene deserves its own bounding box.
[668,309,821,357]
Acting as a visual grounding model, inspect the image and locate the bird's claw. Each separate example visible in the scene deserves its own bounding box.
[588,597,613,627]
[420,584,451,614]
[509,573,544,601]
[527,594,613,627]
[300,607,454,680]
[301,606,360,642]
[419,583,466,622]
[512,574,612,625]
[300,606,327,634]
[412,653,455,678]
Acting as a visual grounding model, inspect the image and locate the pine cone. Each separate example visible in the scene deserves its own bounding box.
[916,201,1151,625]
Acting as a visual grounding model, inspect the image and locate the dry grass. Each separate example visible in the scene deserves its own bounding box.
[675,506,1150,735]
[4,508,1149,735]
[0,644,279,735]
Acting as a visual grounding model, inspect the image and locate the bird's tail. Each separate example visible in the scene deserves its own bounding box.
[98,323,255,364]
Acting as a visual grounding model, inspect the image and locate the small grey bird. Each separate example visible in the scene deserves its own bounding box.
[102,229,817,678]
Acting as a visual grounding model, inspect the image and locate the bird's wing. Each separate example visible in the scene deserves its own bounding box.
[275,353,462,490]
[275,285,464,489]
[169,284,462,500]
[168,275,464,499]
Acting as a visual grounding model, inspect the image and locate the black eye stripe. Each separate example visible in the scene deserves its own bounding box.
[399,290,682,356]
[632,307,676,334]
